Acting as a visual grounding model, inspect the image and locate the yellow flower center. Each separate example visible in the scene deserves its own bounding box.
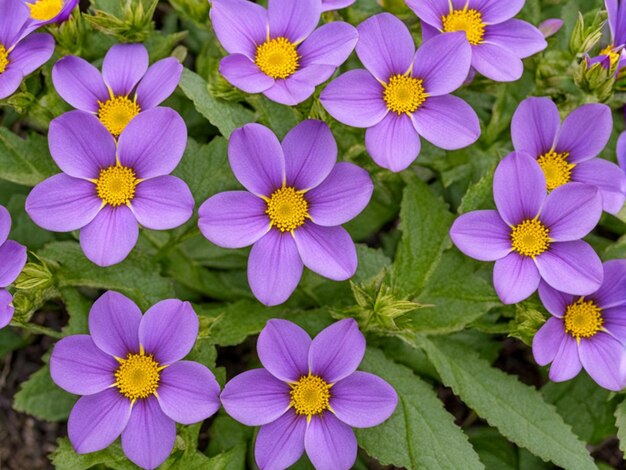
[255,37,300,79]
[266,186,309,232]
[95,165,139,206]
[27,0,63,21]
[290,375,332,418]
[97,96,141,137]
[114,352,161,401]
[600,44,621,68]
[384,75,427,115]
[442,9,486,46]
[536,150,575,192]
[510,219,551,257]
[0,44,8,75]
[564,298,603,339]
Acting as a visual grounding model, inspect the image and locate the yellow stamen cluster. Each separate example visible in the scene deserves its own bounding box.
[255,37,300,79]
[266,186,309,232]
[97,96,141,137]
[511,219,551,258]
[28,0,63,21]
[442,9,486,46]
[95,165,139,206]
[600,44,621,68]
[0,44,8,75]
[290,375,332,418]
[536,150,575,192]
[114,352,161,401]
[384,75,427,115]
[564,298,603,339]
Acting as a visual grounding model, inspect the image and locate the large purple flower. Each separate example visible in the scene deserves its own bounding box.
[199,120,373,306]
[50,291,221,469]
[406,0,547,82]
[320,13,480,172]
[25,108,193,267]
[450,152,604,304]
[52,43,183,137]
[23,0,78,32]
[210,0,358,106]
[221,319,397,470]
[512,97,626,214]
[533,260,626,391]
[0,205,27,329]
[0,0,55,100]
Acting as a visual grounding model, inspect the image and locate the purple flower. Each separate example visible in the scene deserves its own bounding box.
[0,205,27,329]
[320,13,480,172]
[322,0,355,11]
[538,19,564,38]
[52,43,183,137]
[210,0,358,106]
[50,291,221,469]
[512,97,626,214]
[617,131,626,174]
[25,108,193,267]
[450,152,604,304]
[23,0,78,31]
[221,319,397,470]
[406,0,547,82]
[533,260,626,391]
[589,0,626,71]
[198,120,373,306]
[0,0,55,100]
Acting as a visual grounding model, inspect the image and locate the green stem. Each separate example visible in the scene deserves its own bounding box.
[17,322,63,339]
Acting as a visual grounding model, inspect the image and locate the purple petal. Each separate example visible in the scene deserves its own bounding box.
[0,241,26,287]
[535,241,603,296]
[293,223,357,281]
[50,335,117,395]
[618,132,626,171]
[330,371,397,428]
[80,205,138,267]
[25,174,102,232]
[321,0,356,11]
[102,44,149,96]
[268,0,320,43]
[139,299,198,365]
[603,307,626,342]
[255,412,306,470]
[511,97,560,158]
[198,191,270,249]
[52,56,108,113]
[485,20,547,59]
[548,333,582,382]
[136,57,183,109]
[117,107,187,180]
[221,368,292,426]
[0,289,14,329]
[0,1,30,48]
[532,317,566,366]
[540,183,602,241]
[607,0,618,40]
[48,111,117,179]
[356,13,415,81]
[320,70,388,128]
[121,396,176,470]
[219,54,274,93]
[89,290,141,358]
[594,260,626,309]
[572,159,626,215]
[365,113,420,172]
[299,22,358,68]
[156,361,220,424]
[308,318,365,383]
[538,280,574,317]
[68,388,131,454]
[405,0,446,29]
[449,210,513,261]
[7,33,54,76]
[258,319,311,382]
[0,205,11,247]
[493,252,541,304]
[209,0,268,59]
[262,64,335,106]
[305,413,357,470]
[471,43,523,82]
[555,104,612,164]
[248,230,303,306]
[130,176,193,230]
[579,333,625,391]
[0,68,23,100]
[470,0,524,23]
[539,19,564,38]
[307,162,373,226]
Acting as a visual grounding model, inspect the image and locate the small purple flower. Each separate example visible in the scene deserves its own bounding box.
[406,0,547,82]
[26,108,193,267]
[52,43,183,137]
[198,120,373,306]
[538,19,564,38]
[210,0,358,106]
[450,152,604,304]
[0,205,27,329]
[322,0,355,11]
[23,0,78,31]
[0,0,55,100]
[320,13,480,172]
[50,291,221,470]
[221,318,397,470]
[589,0,626,71]
[533,260,626,391]
[512,97,626,214]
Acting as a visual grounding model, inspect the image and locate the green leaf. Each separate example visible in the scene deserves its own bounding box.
[0,328,28,356]
[206,412,254,457]
[458,164,496,214]
[614,398,626,455]
[51,438,137,470]
[0,128,58,186]
[356,348,483,470]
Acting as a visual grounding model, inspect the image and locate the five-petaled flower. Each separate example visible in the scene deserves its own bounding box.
[210,0,358,105]
[52,43,183,137]
[321,13,480,172]
[198,120,373,306]
[25,108,193,267]
[406,0,547,82]
[221,319,398,470]
[0,205,27,329]
[533,260,626,391]
[50,291,221,470]
[450,152,604,304]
